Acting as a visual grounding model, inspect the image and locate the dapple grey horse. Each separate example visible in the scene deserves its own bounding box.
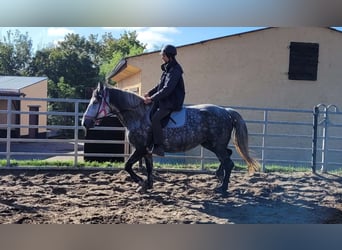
[82,82,259,194]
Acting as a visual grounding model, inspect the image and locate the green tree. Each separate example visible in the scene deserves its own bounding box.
[31,30,145,99]
[0,29,33,75]
[47,77,77,132]
[99,31,146,81]
[30,33,101,99]
[0,28,147,129]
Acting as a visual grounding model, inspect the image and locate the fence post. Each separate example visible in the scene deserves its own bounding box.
[318,105,329,173]
[261,110,268,171]
[311,105,319,173]
[6,97,12,167]
[74,101,79,168]
[200,146,204,170]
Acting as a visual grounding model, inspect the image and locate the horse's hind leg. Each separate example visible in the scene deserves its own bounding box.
[203,144,234,194]
[214,156,234,194]
[215,148,233,182]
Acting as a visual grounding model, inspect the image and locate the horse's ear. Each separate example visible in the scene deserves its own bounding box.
[98,82,104,91]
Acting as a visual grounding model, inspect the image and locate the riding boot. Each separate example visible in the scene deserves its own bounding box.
[150,108,170,157]
[146,130,154,153]
[152,144,164,157]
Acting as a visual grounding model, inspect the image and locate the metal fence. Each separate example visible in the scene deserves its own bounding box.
[0,96,341,172]
[236,104,342,172]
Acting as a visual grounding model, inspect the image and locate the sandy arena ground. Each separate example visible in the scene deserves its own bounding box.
[0,168,341,224]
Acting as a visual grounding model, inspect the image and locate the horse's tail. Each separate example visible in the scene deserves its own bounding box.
[228,109,260,173]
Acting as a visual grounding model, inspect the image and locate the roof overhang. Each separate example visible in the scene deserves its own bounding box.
[0,90,25,97]
[107,58,141,82]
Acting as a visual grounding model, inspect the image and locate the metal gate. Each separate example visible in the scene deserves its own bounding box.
[312,104,342,173]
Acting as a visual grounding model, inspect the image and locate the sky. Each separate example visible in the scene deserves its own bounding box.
[1,26,342,53]
[0,27,265,52]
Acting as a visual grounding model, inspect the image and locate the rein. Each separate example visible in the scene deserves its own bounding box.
[112,100,145,114]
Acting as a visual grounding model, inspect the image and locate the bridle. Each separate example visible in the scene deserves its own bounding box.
[92,88,116,124]
[92,87,145,124]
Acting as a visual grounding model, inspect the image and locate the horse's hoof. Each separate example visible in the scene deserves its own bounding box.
[146,181,153,189]
[136,185,147,193]
[136,180,147,193]
[215,172,224,182]
[215,175,224,183]
[136,180,153,193]
[136,183,148,193]
[214,186,228,196]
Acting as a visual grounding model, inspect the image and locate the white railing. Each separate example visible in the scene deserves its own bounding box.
[0,96,341,172]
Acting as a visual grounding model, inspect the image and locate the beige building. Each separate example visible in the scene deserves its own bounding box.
[107,27,342,167]
[0,76,48,137]
[108,27,342,110]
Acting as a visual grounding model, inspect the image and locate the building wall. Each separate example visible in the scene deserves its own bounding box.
[0,100,17,136]
[20,79,48,136]
[117,73,142,95]
[123,27,342,110]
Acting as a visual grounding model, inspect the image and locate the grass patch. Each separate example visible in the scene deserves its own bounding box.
[0,159,124,168]
[264,165,311,173]
[0,159,340,174]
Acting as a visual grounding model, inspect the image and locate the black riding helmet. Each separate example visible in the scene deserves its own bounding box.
[160,44,177,58]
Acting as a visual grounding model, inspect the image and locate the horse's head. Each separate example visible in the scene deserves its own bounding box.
[81,82,112,130]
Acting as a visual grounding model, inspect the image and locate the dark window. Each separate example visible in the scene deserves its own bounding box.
[288,42,319,81]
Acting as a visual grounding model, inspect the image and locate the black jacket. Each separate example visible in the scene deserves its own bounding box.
[148,60,185,111]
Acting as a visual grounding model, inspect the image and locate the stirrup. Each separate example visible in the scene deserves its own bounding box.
[152,145,165,157]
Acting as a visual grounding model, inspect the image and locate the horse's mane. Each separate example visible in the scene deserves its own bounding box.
[104,83,146,112]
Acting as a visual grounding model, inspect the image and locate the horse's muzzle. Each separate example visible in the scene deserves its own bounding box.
[82,118,95,130]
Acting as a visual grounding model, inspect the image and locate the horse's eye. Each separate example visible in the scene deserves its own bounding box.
[93,95,100,104]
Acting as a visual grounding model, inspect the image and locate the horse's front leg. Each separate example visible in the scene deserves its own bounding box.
[124,149,145,186]
[143,154,154,189]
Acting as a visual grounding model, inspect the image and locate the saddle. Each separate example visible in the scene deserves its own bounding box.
[155,107,187,128]
[165,107,186,128]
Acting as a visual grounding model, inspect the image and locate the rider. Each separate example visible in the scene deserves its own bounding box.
[143,44,185,156]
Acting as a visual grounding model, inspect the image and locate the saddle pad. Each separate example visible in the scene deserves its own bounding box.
[166,108,186,128]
